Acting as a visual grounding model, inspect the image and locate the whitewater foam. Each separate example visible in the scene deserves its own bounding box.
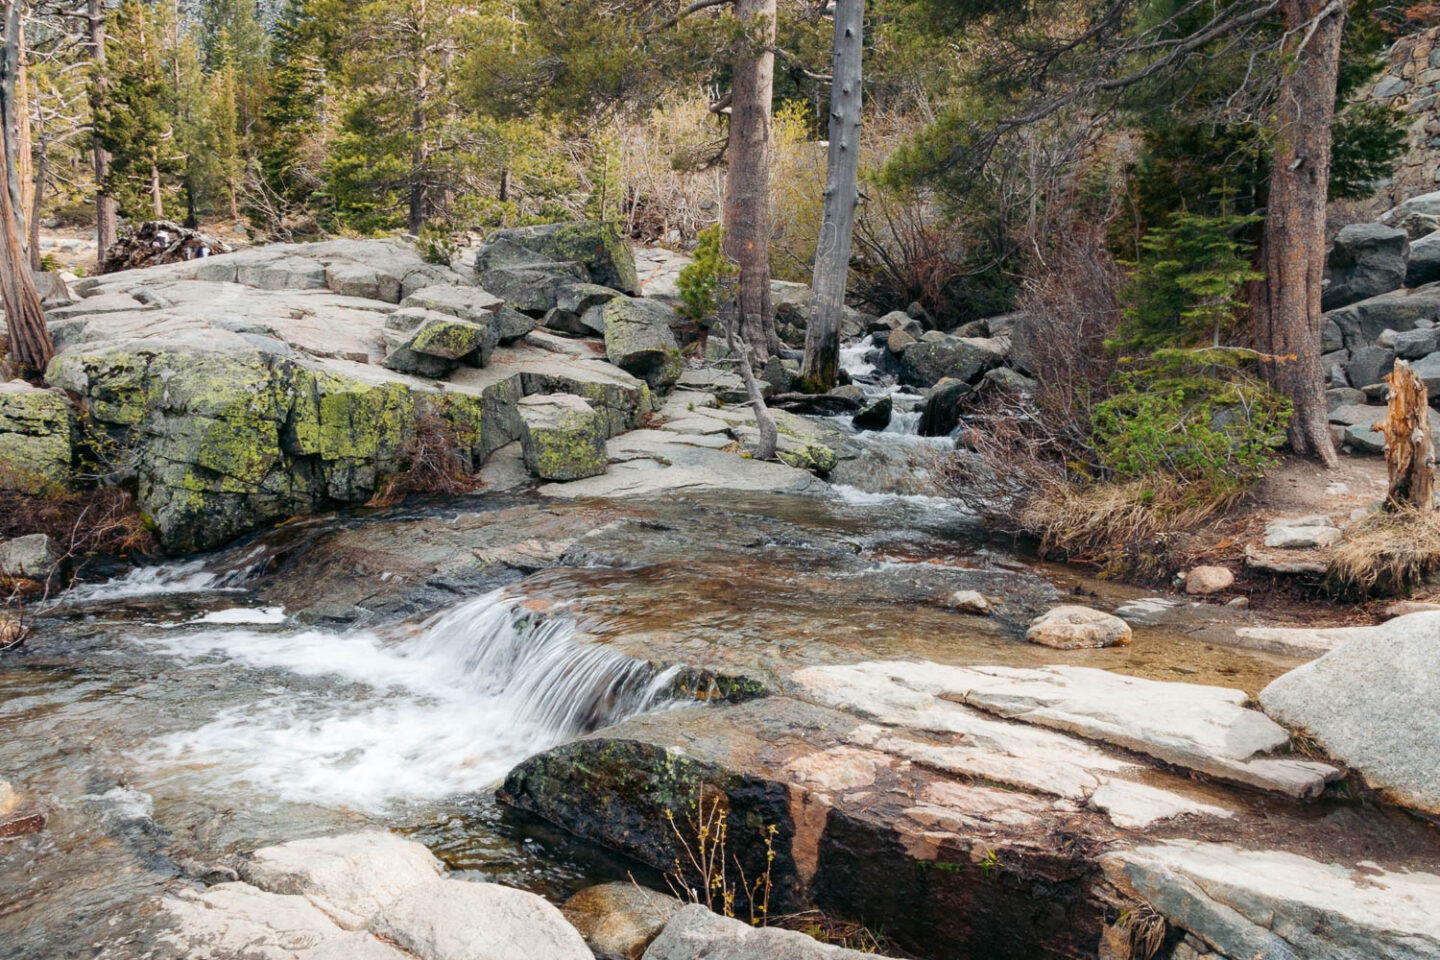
[135,591,675,813]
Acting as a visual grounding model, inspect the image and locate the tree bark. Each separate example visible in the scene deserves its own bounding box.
[1374,360,1434,511]
[0,0,50,374]
[797,0,864,394]
[720,274,778,460]
[87,0,117,259]
[149,158,163,217]
[14,13,28,245]
[1257,0,1344,468]
[723,0,779,367]
[27,131,44,269]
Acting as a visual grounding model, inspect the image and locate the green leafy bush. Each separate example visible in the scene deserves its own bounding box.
[419,229,459,266]
[1091,348,1290,500]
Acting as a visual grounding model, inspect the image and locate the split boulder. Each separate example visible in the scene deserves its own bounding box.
[518,393,608,481]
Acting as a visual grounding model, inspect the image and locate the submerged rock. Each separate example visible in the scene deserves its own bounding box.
[1260,612,1440,815]
[1025,605,1132,649]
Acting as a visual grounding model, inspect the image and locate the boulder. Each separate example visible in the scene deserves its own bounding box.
[556,282,624,318]
[1184,566,1234,596]
[899,336,1007,389]
[978,366,1037,395]
[949,589,990,614]
[1323,283,1440,351]
[1407,230,1440,287]
[486,221,641,295]
[0,380,73,494]
[1026,605,1132,649]
[1260,612,1440,815]
[1323,223,1408,310]
[372,878,593,960]
[477,259,590,315]
[239,831,444,930]
[1392,324,1440,359]
[562,882,680,960]
[1325,387,1366,409]
[886,328,916,355]
[852,395,892,431]
[1328,401,1440,454]
[918,378,974,437]
[1381,190,1440,237]
[399,284,504,324]
[1103,841,1440,960]
[643,904,887,960]
[518,393,608,481]
[1343,344,1395,389]
[596,297,683,389]
[0,534,58,581]
[1263,516,1342,549]
[383,316,494,377]
[32,270,73,307]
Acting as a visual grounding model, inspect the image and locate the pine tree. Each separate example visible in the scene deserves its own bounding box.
[92,0,175,219]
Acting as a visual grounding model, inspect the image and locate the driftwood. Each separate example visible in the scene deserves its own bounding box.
[98,220,232,275]
[1373,359,1435,511]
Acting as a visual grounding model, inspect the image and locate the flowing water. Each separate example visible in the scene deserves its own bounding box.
[0,582,677,958]
[0,339,1356,958]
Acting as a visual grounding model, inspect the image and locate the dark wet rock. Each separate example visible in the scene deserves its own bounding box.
[769,391,863,416]
[852,395,892,431]
[918,378,973,437]
[899,336,1007,389]
[486,221,641,295]
[762,355,796,394]
[1323,223,1408,310]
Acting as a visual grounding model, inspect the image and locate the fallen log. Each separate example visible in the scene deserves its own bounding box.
[98,220,232,275]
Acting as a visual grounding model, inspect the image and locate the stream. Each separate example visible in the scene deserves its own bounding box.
[0,342,1383,959]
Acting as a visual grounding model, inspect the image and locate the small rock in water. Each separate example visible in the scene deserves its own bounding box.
[948,590,991,615]
[1226,596,1250,609]
[1025,605,1131,649]
[561,882,680,960]
[851,394,893,431]
[1185,565,1234,596]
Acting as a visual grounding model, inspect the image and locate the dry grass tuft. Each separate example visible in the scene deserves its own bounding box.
[1016,477,1237,576]
[1328,507,1440,598]
[368,411,483,507]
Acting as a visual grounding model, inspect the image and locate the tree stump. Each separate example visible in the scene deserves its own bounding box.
[1373,359,1435,511]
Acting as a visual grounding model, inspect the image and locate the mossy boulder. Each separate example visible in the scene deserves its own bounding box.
[518,394,608,481]
[0,380,74,494]
[488,222,640,296]
[777,441,838,476]
[46,351,432,552]
[595,297,683,390]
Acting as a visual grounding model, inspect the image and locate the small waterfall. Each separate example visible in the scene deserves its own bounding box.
[137,590,676,812]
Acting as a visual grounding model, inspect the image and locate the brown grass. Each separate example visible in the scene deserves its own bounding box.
[1328,507,1440,598]
[0,479,156,559]
[368,411,483,507]
[1016,477,1238,576]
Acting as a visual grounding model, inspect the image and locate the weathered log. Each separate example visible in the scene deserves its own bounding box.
[1373,359,1435,511]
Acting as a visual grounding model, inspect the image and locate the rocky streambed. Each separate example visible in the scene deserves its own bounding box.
[2,231,1439,960]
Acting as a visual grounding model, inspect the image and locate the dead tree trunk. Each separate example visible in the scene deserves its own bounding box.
[797,0,864,394]
[723,0,780,367]
[27,130,44,269]
[1256,0,1345,468]
[720,273,778,460]
[0,0,50,374]
[1374,360,1435,511]
[87,0,117,259]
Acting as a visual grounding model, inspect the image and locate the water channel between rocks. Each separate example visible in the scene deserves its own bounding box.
[0,471,1345,960]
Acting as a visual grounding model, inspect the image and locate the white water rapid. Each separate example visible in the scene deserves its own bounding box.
[132,590,677,814]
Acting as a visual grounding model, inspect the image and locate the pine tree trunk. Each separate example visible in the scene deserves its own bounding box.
[723,0,779,367]
[0,0,50,374]
[1257,0,1344,468]
[28,133,44,270]
[1374,360,1434,511]
[797,0,864,394]
[14,14,28,244]
[149,159,163,217]
[87,0,117,259]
